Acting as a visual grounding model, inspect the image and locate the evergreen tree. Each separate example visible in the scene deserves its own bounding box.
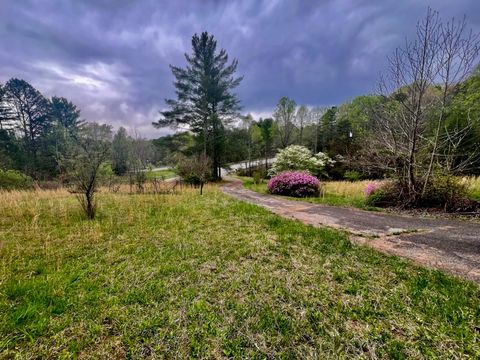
[0,129,21,169]
[47,96,83,175]
[319,106,337,153]
[257,118,274,172]
[153,32,243,179]
[50,96,83,134]
[112,127,130,175]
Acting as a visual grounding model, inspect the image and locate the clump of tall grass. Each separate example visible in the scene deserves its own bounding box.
[0,188,69,205]
[323,180,386,199]
[461,176,480,200]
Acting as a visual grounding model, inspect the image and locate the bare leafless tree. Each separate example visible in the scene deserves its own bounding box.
[273,97,296,148]
[423,15,480,194]
[295,105,308,145]
[194,153,211,195]
[177,153,211,194]
[376,7,479,204]
[66,122,112,219]
[128,130,154,193]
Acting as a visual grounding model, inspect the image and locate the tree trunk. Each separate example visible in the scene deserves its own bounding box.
[265,146,268,173]
[422,80,450,196]
[85,191,95,219]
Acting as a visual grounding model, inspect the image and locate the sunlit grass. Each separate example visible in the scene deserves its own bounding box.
[146,169,176,180]
[0,187,479,358]
[241,177,380,209]
[323,179,383,198]
[461,176,480,201]
[242,176,480,209]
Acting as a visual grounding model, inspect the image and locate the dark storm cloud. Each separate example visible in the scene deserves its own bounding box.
[1,0,479,137]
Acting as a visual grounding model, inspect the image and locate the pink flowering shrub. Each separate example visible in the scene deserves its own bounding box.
[364,183,377,198]
[267,171,320,197]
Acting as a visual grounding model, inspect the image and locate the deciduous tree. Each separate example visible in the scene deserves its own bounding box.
[377,8,480,204]
[66,122,112,219]
[273,97,296,148]
[3,78,52,175]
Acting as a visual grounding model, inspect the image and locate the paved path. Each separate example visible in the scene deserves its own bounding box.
[221,178,480,283]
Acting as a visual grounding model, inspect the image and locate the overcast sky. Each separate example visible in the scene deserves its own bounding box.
[1,0,479,138]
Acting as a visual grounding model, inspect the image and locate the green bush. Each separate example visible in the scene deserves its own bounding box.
[365,182,397,207]
[0,170,33,190]
[343,170,362,182]
[182,172,202,186]
[366,176,480,212]
[252,169,265,184]
[421,175,478,212]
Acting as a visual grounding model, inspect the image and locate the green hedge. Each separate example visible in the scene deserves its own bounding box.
[0,170,33,190]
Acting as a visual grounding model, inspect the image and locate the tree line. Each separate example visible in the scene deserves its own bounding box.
[0,78,160,180]
[0,78,84,178]
[0,78,161,218]
[1,7,479,213]
[155,9,480,209]
[150,31,356,177]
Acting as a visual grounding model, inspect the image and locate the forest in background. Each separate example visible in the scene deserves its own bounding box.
[1,8,479,211]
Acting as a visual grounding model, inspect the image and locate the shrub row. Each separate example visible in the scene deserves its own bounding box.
[365,176,480,212]
[0,170,33,190]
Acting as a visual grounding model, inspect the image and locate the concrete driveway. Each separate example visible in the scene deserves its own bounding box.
[221,178,480,283]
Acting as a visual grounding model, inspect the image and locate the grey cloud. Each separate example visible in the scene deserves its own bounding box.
[0,0,479,138]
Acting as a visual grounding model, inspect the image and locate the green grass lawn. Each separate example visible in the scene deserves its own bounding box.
[146,169,176,180]
[1,187,479,358]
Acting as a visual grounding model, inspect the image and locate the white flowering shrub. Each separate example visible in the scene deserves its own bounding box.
[268,145,334,177]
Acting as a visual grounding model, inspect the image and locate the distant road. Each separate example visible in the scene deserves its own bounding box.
[146,159,274,176]
[221,158,274,176]
[222,177,480,283]
[143,166,171,172]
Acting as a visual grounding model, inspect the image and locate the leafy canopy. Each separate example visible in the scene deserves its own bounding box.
[269,145,333,177]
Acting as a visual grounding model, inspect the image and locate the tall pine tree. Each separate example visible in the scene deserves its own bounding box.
[47,96,83,176]
[153,32,242,179]
[112,127,130,175]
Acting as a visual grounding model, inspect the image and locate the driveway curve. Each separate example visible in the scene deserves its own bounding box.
[221,178,480,283]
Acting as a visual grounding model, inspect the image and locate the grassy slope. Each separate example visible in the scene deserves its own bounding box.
[0,188,479,358]
[146,169,176,180]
